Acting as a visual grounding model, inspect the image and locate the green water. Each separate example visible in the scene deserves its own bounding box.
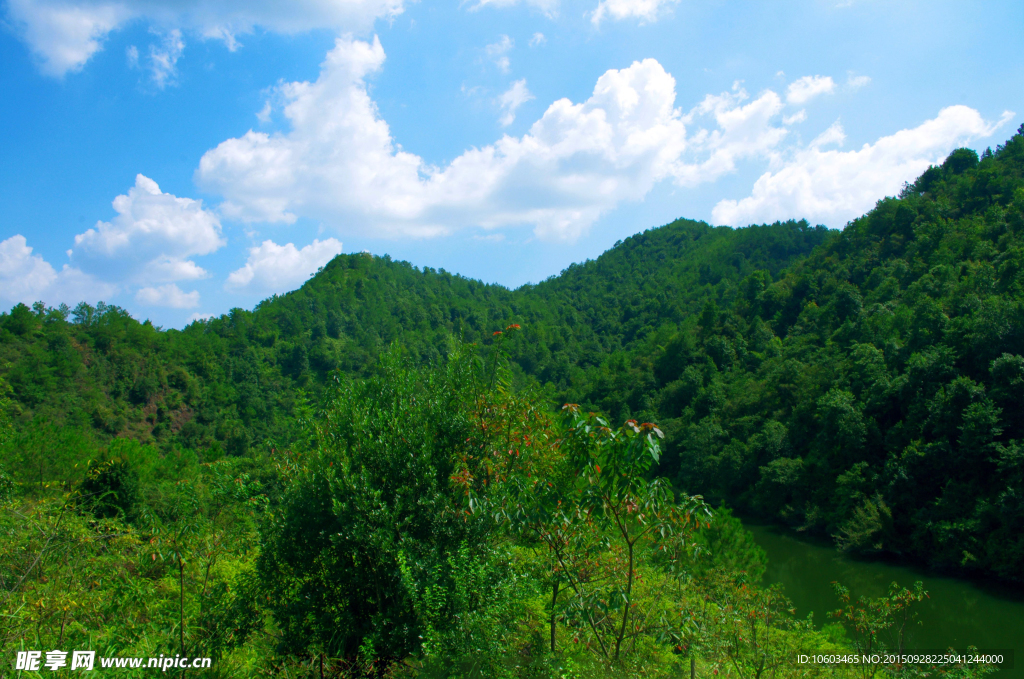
[745,523,1024,678]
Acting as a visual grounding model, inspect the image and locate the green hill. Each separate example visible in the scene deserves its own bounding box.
[3,124,1024,582]
[654,127,1024,580]
[0,217,828,457]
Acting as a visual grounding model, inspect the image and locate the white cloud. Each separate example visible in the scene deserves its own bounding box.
[135,283,200,308]
[485,35,513,73]
[786,75,835,105]
[188,312,215,323]
[498,78,534,126]
[674,84,789,186]
[6,0,130,76]
[226,238,343,294]
[783,109,807,125]
[197,38,802,242]
[0,235,113,307]
[6,0,405,76]
[529,32,545,47]
[809,120,845,149]
[712,106,1015,228]
[591,0,678,26]
[3,176,225,311]
[256,99,272,123]
[72,174,225,284]
[198,37,702,241]
[148,29,184,88]
[847,74,871,90]
[125,43,138,67]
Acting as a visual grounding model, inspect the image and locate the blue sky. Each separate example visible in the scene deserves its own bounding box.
[1,0,1021,327]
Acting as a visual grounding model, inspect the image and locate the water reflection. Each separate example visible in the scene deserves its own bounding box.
[745,523,1024,678]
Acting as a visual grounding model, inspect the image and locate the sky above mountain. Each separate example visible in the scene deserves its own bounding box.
[1,0,1021,327]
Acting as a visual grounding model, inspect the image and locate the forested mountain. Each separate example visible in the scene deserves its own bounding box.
[650,129,1024,582]
[0,217,828,461]
[2,125,1024,585]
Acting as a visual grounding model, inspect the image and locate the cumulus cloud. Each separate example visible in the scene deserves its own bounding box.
[529,32,545,46]
[198,36,713,241]
[72,173,225,284]
[786,75,835,105]
[674,84,788,186]
[712,106,1015,228]
[498,78,534,126]
[3,175,222,310]
[591,0,678,26]
[135,283,200,308]
[6,0,405,76]
[0,234,113,307]
[203,40,928,243]
[225,238,343,294]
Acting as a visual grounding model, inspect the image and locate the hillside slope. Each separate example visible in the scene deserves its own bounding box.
[651,126,1024,580]
[0,218,827,460]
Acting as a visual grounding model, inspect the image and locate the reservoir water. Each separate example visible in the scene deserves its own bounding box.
[745,523,1024,678]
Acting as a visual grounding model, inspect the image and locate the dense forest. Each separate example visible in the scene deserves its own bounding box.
[655,131,1024,582]
[2,126,1023,676]
[0,214,830,460]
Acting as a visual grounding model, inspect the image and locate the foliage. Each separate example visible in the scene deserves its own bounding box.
[552,406,710,661]
[689,505,768,580]
[0,375,13,500]
[1,340,999,677]
[827,581,997,679]
[830,581,926,658]
[650,127,1024,582]
[77,458,140,520]
[0,449,276,677]
[257,344,520,671]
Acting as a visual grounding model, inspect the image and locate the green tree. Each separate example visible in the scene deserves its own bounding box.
[258,346,521,672]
